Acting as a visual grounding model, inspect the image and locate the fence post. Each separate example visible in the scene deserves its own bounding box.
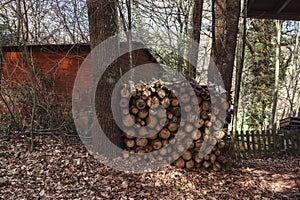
[263,130,267,157]
[246,130,250,158]
[241,129,246,158]
[257,130,262,158]
[251,130,256,158]
[235,130,240,158]
[266,130,273,157]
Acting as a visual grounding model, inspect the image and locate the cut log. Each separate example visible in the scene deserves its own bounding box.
[203,161,211,169]
[210,153,217,163]
[181,93,190,104]
[151,139,162,150]
[138,109,149,119]
[146,116,158,128]
[205,120,212,128]
[174,158,185,168]
[168,122,178,132]
[130,106,139,115]
[182,150,192,161]
[159,147,167,156]
[170,98,179,107]
[159,128,171,139]
[162,139,169,146]
[161,98,170,108]
[193,153,203,163]
[217,155,227,164]
[122,108,129,115]
[204,154,210,161]
[157,88,166,99]
[122,150,130,158]
[191,129,201,140]
[176,143,185,153]
[186,160,195,169]
[213,161,221,171]
[136,99,146,110]
[184,123,194,133]
[125,139,135,148]
[202,101,211,111]
[121,87,130,98]
[123,115,135,127]
[119,98,128,108]
[145,145,153,152]
[214,149,221,156]
[135,138,148,147]
[184,105,192,112]
[142,90,151,100]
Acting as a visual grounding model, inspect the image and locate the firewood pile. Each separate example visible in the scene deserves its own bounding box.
[119,79,230,171]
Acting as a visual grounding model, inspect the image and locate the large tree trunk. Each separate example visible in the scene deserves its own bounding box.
[86,0,122,147]
[187,0,204,79]
[211,0,240,165]
[211,0,240,95]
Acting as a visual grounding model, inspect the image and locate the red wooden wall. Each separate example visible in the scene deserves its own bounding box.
[1,44,161,97]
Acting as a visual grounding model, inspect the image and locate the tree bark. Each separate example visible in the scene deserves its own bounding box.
[211,0,241,96]
[86,0,122,147]
[187,0,204,79]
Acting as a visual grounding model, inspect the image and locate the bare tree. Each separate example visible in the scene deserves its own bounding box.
[0,0,89,44]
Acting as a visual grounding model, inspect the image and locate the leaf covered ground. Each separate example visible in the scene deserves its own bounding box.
[0,133,299,200]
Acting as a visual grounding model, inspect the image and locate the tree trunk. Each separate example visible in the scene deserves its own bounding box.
[270,20,282,131]
[187,0,204,79]
[290,22,300,117]
[231,0,247,156]
[211,0,240,167]
[86,0,122,147]
[211,0,240,96]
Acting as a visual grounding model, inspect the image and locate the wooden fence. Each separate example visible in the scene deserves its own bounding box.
[233,130,300,158]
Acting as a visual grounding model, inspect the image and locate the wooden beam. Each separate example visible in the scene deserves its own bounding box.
[248,10,300,21]
[273,0,292,15]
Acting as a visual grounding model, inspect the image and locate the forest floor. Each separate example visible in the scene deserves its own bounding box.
[0,132,299,200]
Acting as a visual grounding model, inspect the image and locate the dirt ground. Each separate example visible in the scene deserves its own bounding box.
[0,133,299,200]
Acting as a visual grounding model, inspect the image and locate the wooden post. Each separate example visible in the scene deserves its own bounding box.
[261,130,267,158]
[251,130,256,158]
[257,130,262,158]
[241,130,246,158]
[246,130,250,158]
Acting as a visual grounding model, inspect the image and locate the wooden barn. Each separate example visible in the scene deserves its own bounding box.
[0,43,162,97]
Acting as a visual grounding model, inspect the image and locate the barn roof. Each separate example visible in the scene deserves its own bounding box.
[247,0,300,20]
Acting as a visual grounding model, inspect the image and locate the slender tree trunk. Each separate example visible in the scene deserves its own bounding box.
[86,0,122,147]
[176,4,184,73]
[290,22,300,116]
[187,0,203,79]
[232,0,247,154]
[270,20,281,131]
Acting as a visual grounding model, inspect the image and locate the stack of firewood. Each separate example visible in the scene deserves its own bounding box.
[119,79,229,171]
